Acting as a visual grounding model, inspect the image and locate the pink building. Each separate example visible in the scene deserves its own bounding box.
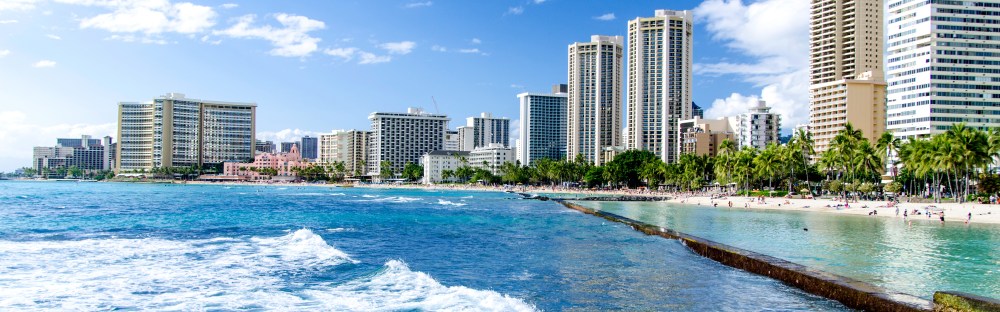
[223,144,311,180]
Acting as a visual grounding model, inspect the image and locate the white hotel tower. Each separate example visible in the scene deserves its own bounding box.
[626,10,693,164]
[885,0,1000,138]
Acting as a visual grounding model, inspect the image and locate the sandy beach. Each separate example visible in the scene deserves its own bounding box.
[172,179,1000,226]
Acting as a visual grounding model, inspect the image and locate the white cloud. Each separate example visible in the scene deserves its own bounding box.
[0,111,116,171]
[220,3,237,9]
[404,1,432,8]
[0,0,36,11]
[0,20,18,24]
[378,41,415,55]
[214,13,325,57]
[323,47,357,61]
[471,38,481,44]
[506,6,523,15]
[60,0,217,35]
[256,128,321,144]
[430,45,446,52]
[106,34,168,44]
[594,13,615,21]
[358,51,390,64]
[705,93,759,119]
[46,34,62,40]
[0,50,9,57]
[693,0,810,129]
[458,48,480,54]
[199,35,221,45]
[533,0,545,3]
[33,60,56,68]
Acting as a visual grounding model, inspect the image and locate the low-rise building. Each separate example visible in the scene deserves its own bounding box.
[222,144,310,181]
[678,117,737,156]
[469,143,514,175]
[421,150,470,184]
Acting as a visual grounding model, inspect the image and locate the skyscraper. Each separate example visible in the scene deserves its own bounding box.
[300,136,318,160]
[568,35,624,165]
[367,108,449,179]
[737,100,782,149]
[517,84,568,165]
[885,0,1000,138]
[626,10,693,164]
[117,93,256,172]
[466,112,511,149]
[809,0,887,153]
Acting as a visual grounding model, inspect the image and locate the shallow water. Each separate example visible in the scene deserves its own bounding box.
[0,181,847,311]
[578,200,1000,300]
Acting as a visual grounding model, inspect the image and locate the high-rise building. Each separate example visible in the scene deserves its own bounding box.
[517,85,568,166]
[457,126,474,151]
[300,136,318,160]
[444,130,461,151]
[116,93,255,172]
[255,140,276,154]
[280,142,296,153]
[626,10,694,164]
[737,100,782,149]
[691,102,704,119]
[469,143,515,175]
[367,107,449,179]
[885,0,1000,138]
[318,130,370,176]
[568,35,624,165]
[33,135,114,176]
[464,112,510,149]
[809,0,886,153]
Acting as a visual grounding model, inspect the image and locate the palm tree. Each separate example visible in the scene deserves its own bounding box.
[876,131,900,180]
[753,144,782,194]
[791,128,815,193]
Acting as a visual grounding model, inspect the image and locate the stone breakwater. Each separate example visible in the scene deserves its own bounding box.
[555,199,939,312]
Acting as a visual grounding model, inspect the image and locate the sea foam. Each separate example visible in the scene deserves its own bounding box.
[0,229,535,311]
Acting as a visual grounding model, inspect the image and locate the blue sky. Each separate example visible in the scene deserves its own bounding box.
[0,0,808,171]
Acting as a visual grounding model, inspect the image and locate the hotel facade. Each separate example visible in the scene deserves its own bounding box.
[567,35,624,165]
[809,0,887,153]
[116,93,255,172]
[885,0,1000,138]
[318,129,371,177]
[367,108,449,178]
[627,10,694,164]
[517,84,568,166]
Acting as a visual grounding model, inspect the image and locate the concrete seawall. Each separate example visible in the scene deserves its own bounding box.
[556,200,936,312]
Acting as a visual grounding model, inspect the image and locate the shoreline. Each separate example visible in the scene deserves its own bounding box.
[10,178,1000,225]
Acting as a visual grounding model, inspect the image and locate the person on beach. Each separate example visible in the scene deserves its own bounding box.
[967,212,972,224]
[940,211,945,224]
[895,206,899,216]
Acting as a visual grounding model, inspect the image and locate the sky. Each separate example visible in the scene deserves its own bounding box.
[0,0,808,171]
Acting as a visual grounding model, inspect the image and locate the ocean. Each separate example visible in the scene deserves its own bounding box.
[0,181,846,311]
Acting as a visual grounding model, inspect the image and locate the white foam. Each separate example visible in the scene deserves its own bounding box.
[0,229,535,311]
[0,229,354,310]
[437,199,467,207]
[362,194,379,198]
[303,260,537,311]
[326,227,358,233]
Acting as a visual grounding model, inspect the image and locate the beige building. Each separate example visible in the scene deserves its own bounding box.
[808,0,886,153]
[318,129,370,177]
[116,93,256,172]
[567,35,624,165]
[678,117,737,157]
[626,10,694,164]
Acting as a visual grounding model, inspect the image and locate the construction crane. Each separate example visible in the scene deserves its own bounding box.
[431,96,440,114]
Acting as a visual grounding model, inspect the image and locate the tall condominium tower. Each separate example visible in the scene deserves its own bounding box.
[517,84,568,166]
[737,100,782,149]
[318,130,370,176]
[466,112,511,149]
[626,10,693,163]
[809,0,887,153]
[116,93,255,172]
[367,108,449,179]
[300,136,318,160]
[886,0,1000,138]
[568,35,624,165]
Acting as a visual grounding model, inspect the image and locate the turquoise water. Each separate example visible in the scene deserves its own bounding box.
[579,200,1000,300]
[0,181,848,310]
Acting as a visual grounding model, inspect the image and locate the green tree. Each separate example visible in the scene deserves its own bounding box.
[604,150,658,188]
[379,160,394,181]
[402,162,424,182]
